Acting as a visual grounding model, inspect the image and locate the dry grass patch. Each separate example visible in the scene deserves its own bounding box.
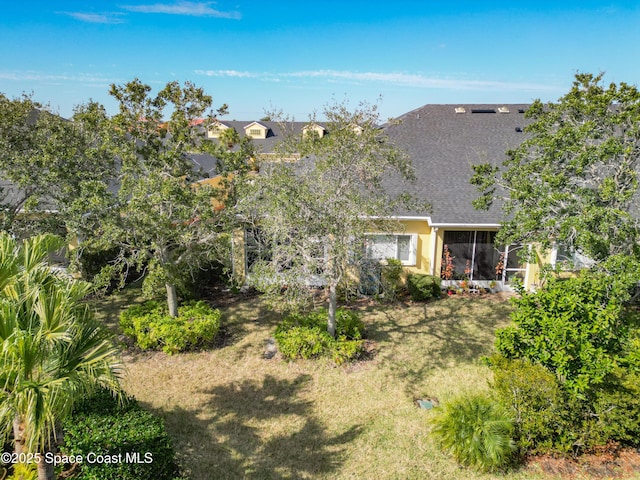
[92,289,551,480]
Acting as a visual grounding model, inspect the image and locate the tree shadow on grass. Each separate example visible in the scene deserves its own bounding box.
[151,374,362,480]
[365,296,514,395]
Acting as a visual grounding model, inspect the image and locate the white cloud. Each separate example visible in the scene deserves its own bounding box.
[195,68,557,92]
[120,1,241,19]
[58,11,125,24]
[194,69,257,78]
[0,71,116,85]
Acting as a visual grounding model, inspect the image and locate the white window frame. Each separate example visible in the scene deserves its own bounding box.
[550,243,595,270]
[501,243,527,284]
[365,233,418,266]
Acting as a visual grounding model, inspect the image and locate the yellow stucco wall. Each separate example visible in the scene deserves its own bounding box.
[398,219,433,275]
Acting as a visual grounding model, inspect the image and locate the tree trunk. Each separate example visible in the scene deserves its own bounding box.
[327,282,337,338]
[166,282,179,317]
[13,416,25,454]
[37,450,54,480]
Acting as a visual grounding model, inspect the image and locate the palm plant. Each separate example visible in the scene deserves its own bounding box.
[431,393,515,472]
[0,234,124,480]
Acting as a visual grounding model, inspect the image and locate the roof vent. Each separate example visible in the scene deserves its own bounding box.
[498,107,510,114]
[454,107,466,114]
[471,108,496,114]
[515,127,523,133]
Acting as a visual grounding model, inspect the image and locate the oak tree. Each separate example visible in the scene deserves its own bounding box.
[73,79,251,316]
[471,73,640,267]
[239,101,419,336]
[0,93,114,236]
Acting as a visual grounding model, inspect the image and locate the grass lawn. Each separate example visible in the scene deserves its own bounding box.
[91,288,554,480]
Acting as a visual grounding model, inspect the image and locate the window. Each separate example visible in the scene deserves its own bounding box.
[249,128,262,137]
[303,124,325,138]
[207,124,226,138]
[365,234,417,265]
[502,244,527,282]
[245,227,272,273]
[551,244,595,270]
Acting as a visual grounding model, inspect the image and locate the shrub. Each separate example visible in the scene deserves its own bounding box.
[490,356,640,455]
[74,246,121,282]
[590,369,640,447]
[120,300,221,354]
[275,325,332,360]
[331,337,365,365]
[62,388,183,480]
[431,393,515,472]
[380,258,405,300]
[407,273,441,301]
[275,308,365,363]
[7,463,37,480]
[495,272,635,395]
[489,356,574,454]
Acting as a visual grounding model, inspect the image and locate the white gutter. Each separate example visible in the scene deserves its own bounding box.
[361,215,501,230]
[428,222,501,228]
[361,215,432,222]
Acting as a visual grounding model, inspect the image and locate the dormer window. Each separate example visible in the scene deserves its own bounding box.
[207,121,231,138]
[244,121,269,139]
[303,123,326,138]
[349,124,364,136]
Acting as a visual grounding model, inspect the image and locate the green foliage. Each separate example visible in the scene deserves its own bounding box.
[7,462,37,480]
[73,245,122,282]
[140,257,228,301]
[237,100,424,336]
[331,337,365,366]
[495,271,634,395]
[62,388,182,480]
[119,300,221,354]
[119,300,165,337]
[490,356,640,455]
[141,260,170,299]
[489,356,574,454]
[431,393,515,472]
[590,370,640,446]
[471,73,640,261]
[274,308,365,364]
[0,93,115,236]
[380,257,405,300]
[274,325,333,360]
[0,233,123,462]
[71,79,249,316]
[406,273,441,301]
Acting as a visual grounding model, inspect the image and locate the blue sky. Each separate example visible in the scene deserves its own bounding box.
[1,1,639,120]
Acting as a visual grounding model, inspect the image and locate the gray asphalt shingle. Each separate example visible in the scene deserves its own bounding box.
[383,104,531,224]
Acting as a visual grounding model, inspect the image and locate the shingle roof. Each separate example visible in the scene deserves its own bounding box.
[193,120,314,177]
[383,104,531,225]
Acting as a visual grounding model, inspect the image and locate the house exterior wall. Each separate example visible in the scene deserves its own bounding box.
[230,219,542,292]
[399,219,432,275]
